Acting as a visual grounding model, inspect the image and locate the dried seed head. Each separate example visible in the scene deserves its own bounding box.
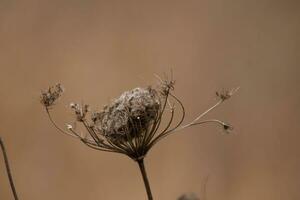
[92,87,161,142]
[216,87,240,101]
[40,84,64,107]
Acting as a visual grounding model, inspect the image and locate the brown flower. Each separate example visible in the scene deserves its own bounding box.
[41,76,237,161]
[41,75,238,200]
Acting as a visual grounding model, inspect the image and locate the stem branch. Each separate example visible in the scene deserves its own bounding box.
[0,137,19,200]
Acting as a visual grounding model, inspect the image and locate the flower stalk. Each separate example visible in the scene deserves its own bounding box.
[137,158,153,200]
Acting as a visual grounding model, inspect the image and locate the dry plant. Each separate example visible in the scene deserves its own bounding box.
[39,74,238,200]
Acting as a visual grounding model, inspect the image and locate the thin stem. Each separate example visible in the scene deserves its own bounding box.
[184,100,223,128]
[137,159,153,200]
[0,137,19,200]
[184,119,226,128]
[46,108,78,138]
[149,100,223,148]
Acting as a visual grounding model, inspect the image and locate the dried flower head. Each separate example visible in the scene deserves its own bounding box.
[40,83,64,107]
[41,75,238,200]
[91,87,161,142]
[216,87,240,101]
[41,76,237,161]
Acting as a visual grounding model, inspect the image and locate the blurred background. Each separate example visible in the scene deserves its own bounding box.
[0,0,299,199]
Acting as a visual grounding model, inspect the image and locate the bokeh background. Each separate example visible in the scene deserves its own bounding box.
[0,0,299,199]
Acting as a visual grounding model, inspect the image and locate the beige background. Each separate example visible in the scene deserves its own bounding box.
[0,0,299,199]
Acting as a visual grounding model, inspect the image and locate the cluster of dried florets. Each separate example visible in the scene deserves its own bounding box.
[216,87,240,102]
[40,77,237,161]
[91,87,161,142]
[40,83,64,107]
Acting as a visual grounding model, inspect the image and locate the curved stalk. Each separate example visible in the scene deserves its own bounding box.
[149,100,223,148]
[46,108,78,138]
[0,137,19,200]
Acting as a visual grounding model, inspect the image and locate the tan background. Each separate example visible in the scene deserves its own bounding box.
[0,0,299,199]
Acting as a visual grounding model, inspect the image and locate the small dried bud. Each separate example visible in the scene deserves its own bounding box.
[216,87,239,101]
[40,84,64,107]
[160,79,175,96]
[70,102,89,121]
[155,73,175,96]
[66,124,73,130]
[92,87,161,142]
[222,122,234,134]
[178,193,200,200]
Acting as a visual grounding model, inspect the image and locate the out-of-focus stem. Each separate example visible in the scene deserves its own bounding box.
[0,137,19,200]
[137,158,153,200]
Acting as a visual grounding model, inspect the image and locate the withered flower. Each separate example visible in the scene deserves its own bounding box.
[40,83,64,107]
[40,76,237,200]
[216,87,240,101]
[91,87,160,144]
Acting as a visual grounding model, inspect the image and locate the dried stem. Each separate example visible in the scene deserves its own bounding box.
[0,137,19,200]
[137,158,153,200]
[46,108,78,138]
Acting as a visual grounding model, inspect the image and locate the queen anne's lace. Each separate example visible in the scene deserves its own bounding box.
[40,77,237,160]
[41,77,237,200]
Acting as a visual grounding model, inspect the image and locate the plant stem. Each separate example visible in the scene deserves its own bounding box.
[0,137,19,200]
[137,158,153,200]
